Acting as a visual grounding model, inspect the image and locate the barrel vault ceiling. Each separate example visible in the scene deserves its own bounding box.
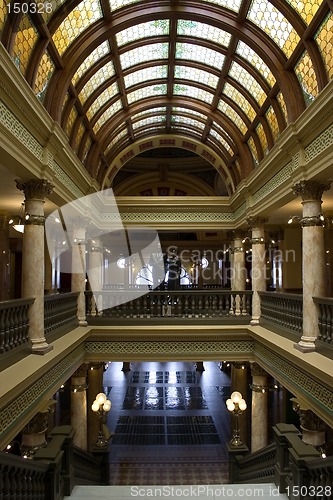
[0,0,332,196]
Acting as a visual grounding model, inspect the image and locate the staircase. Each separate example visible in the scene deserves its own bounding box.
[64,484,288,499]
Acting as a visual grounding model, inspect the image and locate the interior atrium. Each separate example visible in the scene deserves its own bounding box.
[0,0,333,497]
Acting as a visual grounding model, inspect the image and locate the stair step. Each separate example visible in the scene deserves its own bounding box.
[64,483,288,499]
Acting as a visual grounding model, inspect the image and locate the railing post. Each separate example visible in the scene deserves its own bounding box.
[273,424,300,494]
[48,426,75,496]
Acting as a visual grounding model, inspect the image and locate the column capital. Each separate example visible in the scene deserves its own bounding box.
[22,400,56,434]
[292,180,331,202]
[250,362,268,377]
[246,216,268,229]
[16,179,53,200]
[291,398,326,432]
[73,363,89,378]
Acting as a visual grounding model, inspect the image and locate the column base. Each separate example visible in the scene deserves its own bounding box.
[250,318,260,326]
[31,344,53,355]
[294,342,316,353]
[78,319,88,326]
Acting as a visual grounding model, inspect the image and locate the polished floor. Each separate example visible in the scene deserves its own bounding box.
[103,361,232,485]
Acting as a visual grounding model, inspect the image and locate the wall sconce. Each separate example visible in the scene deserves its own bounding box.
[226,391,247,446]
[91,392,111,447]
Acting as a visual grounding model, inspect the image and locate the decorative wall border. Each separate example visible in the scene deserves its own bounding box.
[255,343,333,416]
[305,122,333,163]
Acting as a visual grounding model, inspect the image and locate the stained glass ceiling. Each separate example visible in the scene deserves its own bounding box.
[1,0,332,190]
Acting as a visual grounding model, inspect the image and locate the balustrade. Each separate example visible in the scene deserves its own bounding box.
[0,298,34,354]
[44,293,79,335]
[85,289,252,320]
[313,297,333,343]
[259,292,303,334]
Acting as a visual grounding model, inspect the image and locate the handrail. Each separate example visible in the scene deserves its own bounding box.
[232,443,276,483]
[0,297,34,353]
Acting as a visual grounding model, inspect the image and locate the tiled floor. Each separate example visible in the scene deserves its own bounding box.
[104,361,231,485]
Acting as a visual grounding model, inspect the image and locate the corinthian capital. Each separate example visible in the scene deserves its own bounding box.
[246,217,267,229]
[16,179,53,200]
[292,180,331,202]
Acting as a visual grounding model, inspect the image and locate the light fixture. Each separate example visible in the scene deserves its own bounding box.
[91,392,112,447]
[288,215,301,224]
[226,391,247,446]
[9,203,26,233]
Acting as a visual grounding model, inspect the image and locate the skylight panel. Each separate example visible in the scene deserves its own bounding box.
[124,66,168,88]
[116,20,169,46]
[174,84,214,105]
[120,43,169,70]
[176,43,225,70]
[174,66,219,89]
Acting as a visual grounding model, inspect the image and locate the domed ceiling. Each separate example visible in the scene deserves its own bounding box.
[1,0,332,192]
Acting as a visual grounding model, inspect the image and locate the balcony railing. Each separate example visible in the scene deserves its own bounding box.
[0,298,34,354]
[259,291,303,335]
[44,292,79,336]
[313,296,333,343]
[86,289,252,321]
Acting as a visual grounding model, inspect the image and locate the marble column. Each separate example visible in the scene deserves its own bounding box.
[71,220,88,326]
[247,217,267,325]
[0,214,11,301]
[291,397,326,447]
[88,239,103,315]
[122,361,131,372]
[250,362,268,452]
[292,180,331,352]
[195,361,205,372]
[231,362,248,445]
[232,231,246,315]
[21,400,56,458]
[16,179,53,354]
[87,362,104,451]
[44,234,54,294]
[71,364,88,450]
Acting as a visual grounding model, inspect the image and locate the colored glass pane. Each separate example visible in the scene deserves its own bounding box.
[52,0,102,56]
[127,84,167,104]
[266,106,280,141]
[223,82,256,122]
[79,62,115,104]
[0,0,9,36]
[200,0,242,11]
[93,99,123,133]
[177,20,231,48]
[66,107,78,136]
[235,41,275,87]
[72,42,109,86]
[315,12,333,81]
[247,136,259,165]
[174,66,219,89]
[285,0,322,25]
[170,125,202,137]
[12,16,38,75]
[213,121,234,144]
[86,82,119,119]
[82,136,92,162]
[209,129,233,154]
[172,116,205,130]
[132,116,166,130]
[120,43,169,70]
[176,43,225,70]
[132,107,167,120]
[74,123,85,152]
[174,84,214,105]
[277,91,288,121]
[256,122,268,154]
[43,0,67,22]
[109,0,141,11]
[116,20,169,47]
[247,0,300,57]
[124,66,168,88]
[106,128,128,152]
[229,61,266,106]
[172,107,207,120]
[218,100,247,134]
[295,51,318,106]
[34,51,55,102]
